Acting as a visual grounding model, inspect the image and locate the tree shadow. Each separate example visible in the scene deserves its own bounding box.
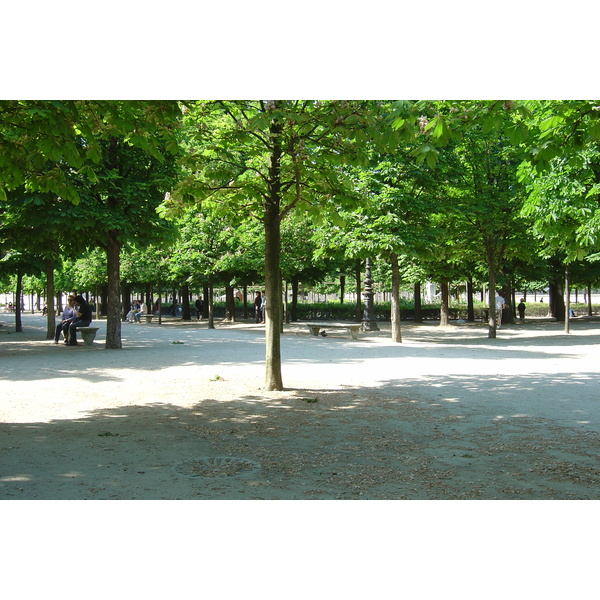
[2,379,599,500]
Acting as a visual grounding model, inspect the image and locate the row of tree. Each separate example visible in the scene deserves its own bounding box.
[2,100,600,390]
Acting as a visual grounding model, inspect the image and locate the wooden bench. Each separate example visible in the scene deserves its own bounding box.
[76,326,100,346]
[306,323,361,340]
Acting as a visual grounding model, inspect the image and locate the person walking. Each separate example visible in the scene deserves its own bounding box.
[254,291,262,323]
[195,297,203,320]
[517,298,526,323]
[495,293,506,329]
[260,291,266,324]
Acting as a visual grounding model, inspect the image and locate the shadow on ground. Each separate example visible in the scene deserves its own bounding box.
[2,383,599,500]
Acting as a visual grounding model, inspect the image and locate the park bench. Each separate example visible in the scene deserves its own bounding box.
[76,326,100,346]
[306,323,361,340]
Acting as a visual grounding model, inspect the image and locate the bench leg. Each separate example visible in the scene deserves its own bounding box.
[350,328,359,340]
[80,331,97,346]
[308,326,320,336]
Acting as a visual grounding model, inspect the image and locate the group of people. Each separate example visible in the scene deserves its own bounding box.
[54,294,93,346]
[254,291,266,323]
[126,300,147,323]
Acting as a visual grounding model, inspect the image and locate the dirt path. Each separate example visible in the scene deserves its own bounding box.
[1,313,599,500]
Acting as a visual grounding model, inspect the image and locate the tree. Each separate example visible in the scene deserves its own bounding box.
[521,146,600,331]
[0,100,181,344]
[438,112,528,337]
[59,136,177,347]
[164,100,395,391]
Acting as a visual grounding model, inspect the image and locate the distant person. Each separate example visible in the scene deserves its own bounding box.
[254,291,262,323]
[195,297,203,320]
[134,301,147,323]
[169,298,179,316]
[68,295,92,346]
[260,291,266,324]
[495,293,506,329]
[517,298,526,323]
[54,295,76,344]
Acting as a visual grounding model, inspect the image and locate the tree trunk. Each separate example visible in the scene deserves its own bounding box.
[105,230,122,349]
[203,286,209,319]
[355,261,362,322]
[122,283,131,321]
[291,278,299,321]
[488,269,497,338]
[100,285,108,316]
[588,283,593,316]
[390,254,402,343]
[565,264,570,334]
[549,280,565,321]
[45,258,55,339]
[501,282,514,325]
[225,285,235,322]
[181,284,192,320]
[466,277,475,322]
[207,276,215,329]
[486,244,500,338]
[440,278,450,326]
[243,285,248,319]
[414,281,422,323]
[15,271,23,333]
[284,280,290,324]
[340,274,345,304]
[264,108,284,391]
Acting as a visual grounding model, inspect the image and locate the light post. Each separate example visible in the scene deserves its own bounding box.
[361,257,379,331]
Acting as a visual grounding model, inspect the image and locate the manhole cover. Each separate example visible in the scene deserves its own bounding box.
[174,457,262,478]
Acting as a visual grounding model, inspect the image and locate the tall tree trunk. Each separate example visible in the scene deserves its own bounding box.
[283,280,290,324]
[207,276,215,329]
[355,261,362,322]
[488,269,497,339]
[501,282,514,325]
[291,278,299,322]
[225,285,235,322]
[100,285,108,316]
[549,280,565,321]
[45,258,55,339]
[340,274,345,304]
[203,286,209,319]
[390,253,402,343]
[414,281,422,323]
[122,283,131,321]
[264,108,284,391]
[15,270,23,333]
[106,230,122,349]
[181,284,192,320]
[565,264,571,334]
[466,277,475,322]
[587,283,593,316]
[486,245,499,338]
[440,278,450,326]
[243,285,248,319]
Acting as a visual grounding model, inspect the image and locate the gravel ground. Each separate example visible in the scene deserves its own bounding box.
[1,313,599,501]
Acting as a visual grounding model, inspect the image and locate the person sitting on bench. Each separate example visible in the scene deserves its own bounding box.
[54,294,77,344]
[68,295,93,346]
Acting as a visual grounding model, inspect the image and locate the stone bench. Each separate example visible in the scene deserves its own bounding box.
[306,323,361,340]
[76,326,100,346]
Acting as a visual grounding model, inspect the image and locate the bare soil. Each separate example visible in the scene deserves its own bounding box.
[1,313,599,500]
